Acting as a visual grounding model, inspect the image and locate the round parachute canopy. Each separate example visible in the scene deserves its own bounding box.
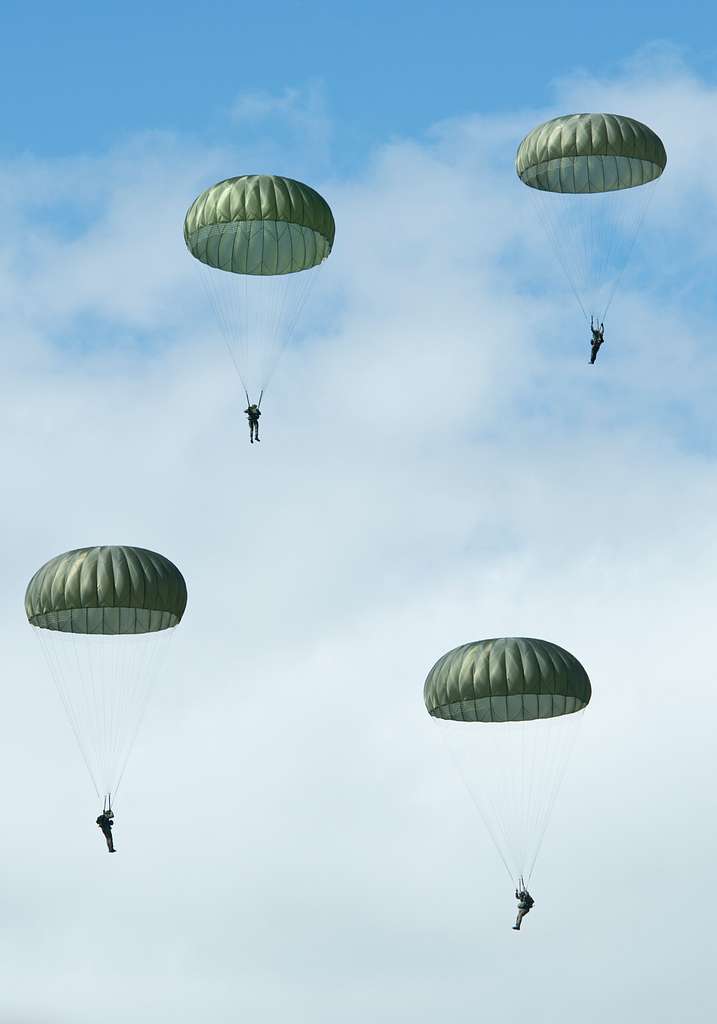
[424,636,591,723]
[184,174,335,276]
[516,113,666,194]
[25,545,187,635]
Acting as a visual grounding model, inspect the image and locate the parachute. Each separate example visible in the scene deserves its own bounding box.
[26,545,187,808]
[424,636,591,884]
[516,113,666,325]
[184,174,335,401]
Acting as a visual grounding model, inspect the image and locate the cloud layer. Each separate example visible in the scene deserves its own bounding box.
[0,54,715,1022]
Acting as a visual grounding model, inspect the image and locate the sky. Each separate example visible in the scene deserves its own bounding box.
[0,3,716,1022]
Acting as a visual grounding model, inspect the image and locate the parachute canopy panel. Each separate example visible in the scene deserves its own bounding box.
[184,174,335,276]
[424,637,591,723]
[516,113,666,194]
[25,545,187,635]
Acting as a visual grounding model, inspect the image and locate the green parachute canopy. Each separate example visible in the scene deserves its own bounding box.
[516,113,666,194]
[424,636,591,722]
[25,545,187,635]
[184,174,335,276]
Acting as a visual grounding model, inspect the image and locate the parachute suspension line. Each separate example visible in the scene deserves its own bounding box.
[262,276,295,391]
[439,710,585,885]
[518,714,527,872]
[124,632,165,799]
[112,628,175,802]
[220,315,251,399]
[36,629,101,798]
[518,717,551,882]
[196,257,320,402]
[518,717,540,878]
[588,189,596,302]
[71,628,106,796]
[486,722,537,882]
[109,635,140,801]
[599,181,658,323]
[534,194,589,321]
[534,178,659,328]
[36,628,173,804]
[263,221,301,381]
[261,266,319,398]
[197,263,252,400]
[526,711,584,882]
[515,719,542,878]
[243,270,250,386]
[115,631,164,800]
[593,194,623,315]
[435,720,516,885]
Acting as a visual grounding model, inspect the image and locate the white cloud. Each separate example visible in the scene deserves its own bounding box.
[0,59,716,1022]
[231,82,332,173]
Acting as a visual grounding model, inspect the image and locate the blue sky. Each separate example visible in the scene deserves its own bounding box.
[2,0,715,170]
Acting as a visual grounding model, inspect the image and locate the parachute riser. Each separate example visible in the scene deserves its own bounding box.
[243,387,263,408]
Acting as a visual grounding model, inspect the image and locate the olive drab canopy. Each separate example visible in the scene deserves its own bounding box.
[26,545,187,806]
[184,174,335,276]
[515,112,666,325]
[516,113,667,193]
[184,174,335,398]
[424,636,591,722]
[25,545,187,634]
[425,636,591,885]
